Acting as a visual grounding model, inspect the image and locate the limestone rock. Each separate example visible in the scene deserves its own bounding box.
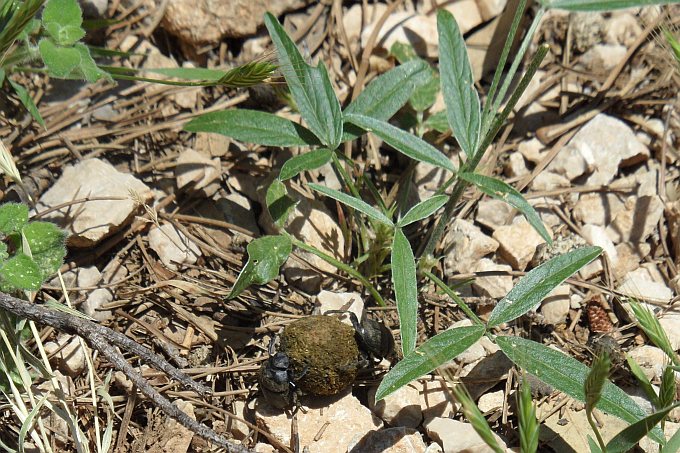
[255,391,382,452]
[215,192,260,235]
[605,13,643,46]
[617,270,673,305]
[362,12,439,58]
[147,400,195,453]
[148,223,201,270]
[581,43,628,70]
[493,216,550,270]
[315,291,364,326]
[162,0,308,45]
[348,427,427,453]
[605,195,663,244]
[369,384,423,428]
[504,152,529,178]
[518,137,547,164]
[475,0,507,21]
[36,159,153,247]
[478,389,505,413]
[471,258,513,299]
[443,219,499,274]
[573,193,625,226]
[44,334,87,376]
[425,418,508,453]
[444,0,483,34]
[581,224,618,266]
[540,285,571,325]
[531,171,571,191]
[175,148,221,197]
[627,345,669,382]
[475,199,515,231]
[659,312,680,351]
[417,380,458,419]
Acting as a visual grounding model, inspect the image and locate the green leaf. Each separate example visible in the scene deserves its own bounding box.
[308,183,393,226]
[606,403,680,453]
[437,9,481,158]
[38,38,80,77]
[587,436,604,453]
[375,325,486,400]
[184,109,319,147]
[424,111,450,133]
[266,180,297,228]
[228,235,292,299]
[8,79,46,129]
[389,42,419,63]
[410,71,439,112]
[628,299,678,365]
[0,243,8,261]
[392,228,418,355]
[73,43,109,82]
[42,0,85,46]
[488,246,601,327]
[22,221,67,280]
[662,426,680,453]
[279,149,333,181]
[459,172,551,244]
[264,13,343,149]
[0,253,42,290]
[497,336,664,443]
[344,113,455,172]
[538,0,674,11]
[397,195,448,227]
[625,354,660,407]
[343,59,432,141]
[0,203,28,234]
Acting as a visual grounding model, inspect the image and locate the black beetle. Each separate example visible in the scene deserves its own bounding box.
[324,310,395,364]
[258,341,305,411]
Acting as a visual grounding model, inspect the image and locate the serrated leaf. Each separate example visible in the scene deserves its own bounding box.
[228,235,292,299]
[538,0,673,11]
[344,113,455,172]
[437,9,481,158]
[392,228,418,355]
[458,172,551,244]
[266,180,297,228]
[22,221,67,280]
[308,183,393,226]
[279,149,333,181]
[265,13,342,149]
[488,246,601,327]
[8,79,46,129]
[73,43,109,82]
[397,195,448,227]
[0,253,42,290]
[375,325,486,400]
[343,59,432,141]
[497,336,664,443]
[42,0,84,45]
[0,203,28,234]
[606,403,680,453]
[184,109,319,147]
[39,39,80,77]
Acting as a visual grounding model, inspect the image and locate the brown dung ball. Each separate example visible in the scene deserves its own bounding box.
[281,315,359,396]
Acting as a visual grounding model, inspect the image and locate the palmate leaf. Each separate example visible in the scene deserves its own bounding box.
[375,325,485,400]
[392,228,417,355]
[437,9,481,159]
[497,336,664,443]
[184,109,319,147]
[264,13,343,149]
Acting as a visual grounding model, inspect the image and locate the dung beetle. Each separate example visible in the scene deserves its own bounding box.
[258,341,305,411]
[325,310,395,364]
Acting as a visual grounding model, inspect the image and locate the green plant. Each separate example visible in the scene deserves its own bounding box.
[183,0,677,449]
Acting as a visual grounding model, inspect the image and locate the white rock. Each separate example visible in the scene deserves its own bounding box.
[518,138,546,164]
[255,391,382,452]
[315,291,364,325]
[581,43,628,70]
[425,418,507,453]
[493,216,550,270]
[605,13,643,47]
[215,192,260,235]
[573,193,625,226]
[369,384,423,428]
[530,171,571,191]
[504,152,529,178]
[254,443,276,453]
[417,380,458,419]
[229,400,249,440]
[475,0,507,21]
[148,223,201,270]
[36,159,153,247]
[443,219,499,274]
[175,148,221,196]
[540,285,571,325]
[349,427,427,452]
[150,399,195,453]
[342,3,389,44]
[570,12,604,52]
[425,442,444,453]
[444,0,483,34]
[475,199,515,231]
[628,345,670,382]
[471,258,513,299]
[547,145,589,181]
[361,12,439,58]
[659,312,680,351]
[563,114,649,187]
[79,0,107,17]
[478,389,505,413]
[162,0,305,44]
[44,334,87,376]
[605,195,664,244]
[581,224,618,265]
[617,272,673,305]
